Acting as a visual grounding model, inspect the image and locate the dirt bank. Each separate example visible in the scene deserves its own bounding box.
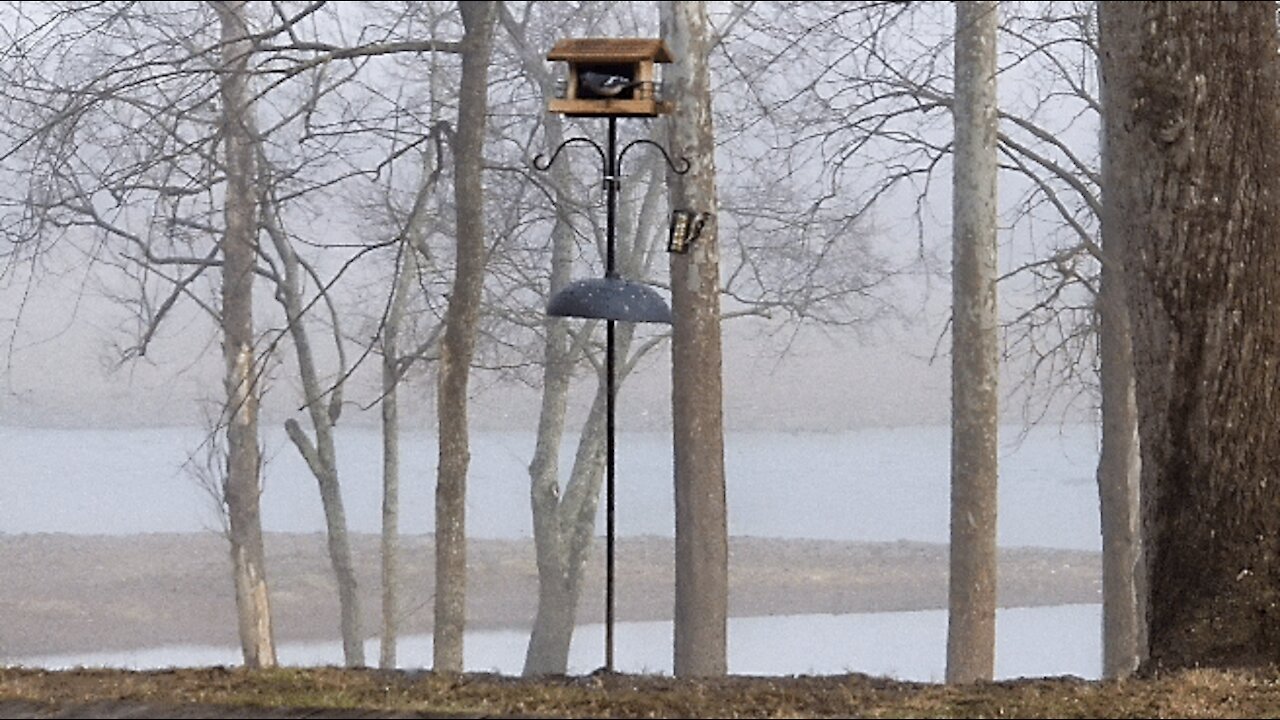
[0,532,1100,661]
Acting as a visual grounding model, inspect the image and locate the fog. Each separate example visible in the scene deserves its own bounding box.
[0,2,1100,435]
[0,0,1106,682]
[0,158,1082,434]
[2,268,1088,433]
[0,277,958,431]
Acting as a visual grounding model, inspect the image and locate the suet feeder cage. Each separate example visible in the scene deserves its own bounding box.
[547,38,674,117]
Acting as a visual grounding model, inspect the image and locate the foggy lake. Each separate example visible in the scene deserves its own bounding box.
[4,421,1103,678]
[3,422,1101,549]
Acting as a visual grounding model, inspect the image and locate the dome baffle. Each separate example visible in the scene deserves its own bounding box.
[546,277,672,324]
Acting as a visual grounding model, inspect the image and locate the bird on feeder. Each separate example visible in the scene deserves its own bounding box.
[579,70,641,98]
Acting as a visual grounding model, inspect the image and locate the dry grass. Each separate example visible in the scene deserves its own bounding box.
[2,666,1280,718]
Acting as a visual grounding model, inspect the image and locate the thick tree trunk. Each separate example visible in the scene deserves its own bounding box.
[1100,0,1280,671]
[213,0,276,670]
[1096,28,1144,677]
[520,277,576,676]
[946,0,999,685]
[662,0,729,679]
[520,310,641,673]
[519,153,665,676]
[433,0,496,673]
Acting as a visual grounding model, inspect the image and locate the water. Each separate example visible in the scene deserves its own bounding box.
[1,422,1105,678]
[2,423,1102,549]
[11,604,1103,681]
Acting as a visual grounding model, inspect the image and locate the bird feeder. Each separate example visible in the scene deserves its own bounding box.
[547,38,674,117]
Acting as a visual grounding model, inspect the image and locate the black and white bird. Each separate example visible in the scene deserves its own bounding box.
[579,70,641,98]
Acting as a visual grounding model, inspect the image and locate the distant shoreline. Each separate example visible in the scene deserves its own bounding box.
[0,532,1101,661]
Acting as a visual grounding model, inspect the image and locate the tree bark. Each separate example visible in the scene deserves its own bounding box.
[212,0,276,670]
[662,0,729,679]
[946,0,999,685]
[380,363,401,670]
[433,0,496,673]
[1095,15,1144,676]
[1100,0,1280,671]
[282,416,362,667]
[1096,258,1143,678]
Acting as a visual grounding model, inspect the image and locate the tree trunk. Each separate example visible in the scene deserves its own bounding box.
[263,190,363,668]
[283,417,362,667]
[380,360,401,670]
[1101,0,1280,671]
[946,0,999,685]
[433,0,496,673]
[1095,20,1144,677]
[662,0,729,679]
[524,378,610,674]
[379,245,417,670]
[1096,253,1143,678]
[506,15,579,669]
[521,124,580,676]
[213,0,276,670]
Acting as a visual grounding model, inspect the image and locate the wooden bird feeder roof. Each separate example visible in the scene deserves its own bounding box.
[546,38,673,64]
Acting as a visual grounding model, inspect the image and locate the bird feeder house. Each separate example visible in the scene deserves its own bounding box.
[547,38,674,117]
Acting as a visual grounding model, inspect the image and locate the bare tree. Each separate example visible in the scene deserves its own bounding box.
[1101,0,1280,672]
[491,1,907,674]
[714,1,1143,676]
[378,242,414,670]
[376,154,444,669]
[489,0,683,676]
[496,1,606,675]
[0,0,284,665]
[946,0,999,685]
[433,0,498,673]
[213,0,277,669]
[259,176,363,667]
[663,0,729,678]
[0,0,471,669]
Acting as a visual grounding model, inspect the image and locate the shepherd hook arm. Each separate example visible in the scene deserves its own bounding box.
[533,137,607,173]
[533,136,689,178]
[619,138,690,175]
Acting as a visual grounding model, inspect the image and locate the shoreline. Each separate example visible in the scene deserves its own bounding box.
[0,532,1101,660]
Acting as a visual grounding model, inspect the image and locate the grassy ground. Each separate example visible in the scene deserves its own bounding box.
[3,665,1280,718]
